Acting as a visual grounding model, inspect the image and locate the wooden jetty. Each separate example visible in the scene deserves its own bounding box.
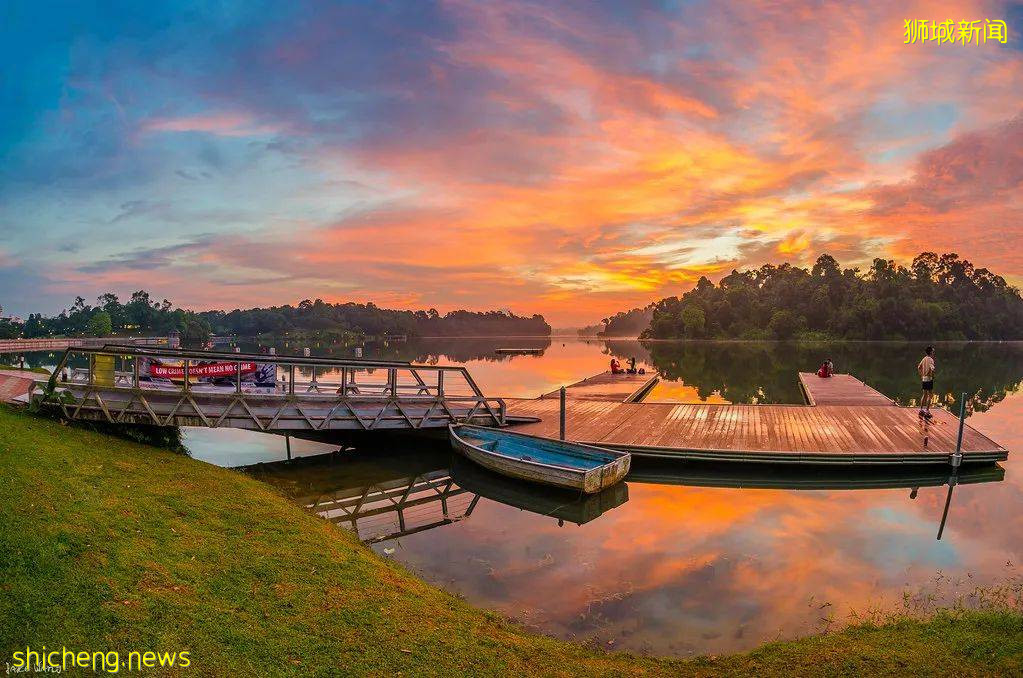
[506,370,1008,466]
[25,344,1009,468]
[798,372,894,406]
[541,370,658,403]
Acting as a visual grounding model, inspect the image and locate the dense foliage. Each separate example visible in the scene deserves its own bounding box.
[19,292,213,343]
[642,253,1023,340]
[197,299,549,337]
[6,293,550,340]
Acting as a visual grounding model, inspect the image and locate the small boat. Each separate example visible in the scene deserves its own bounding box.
[449,424,631,494]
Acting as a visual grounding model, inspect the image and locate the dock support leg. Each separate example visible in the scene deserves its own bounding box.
[286,434,292,462]
[952,392,966,468]
[559,386,566,441]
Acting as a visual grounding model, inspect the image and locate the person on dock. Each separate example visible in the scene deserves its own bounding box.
[627,357,637,374]
[816,360,833,378]
[918,346,935,419]
[610,357,624,374]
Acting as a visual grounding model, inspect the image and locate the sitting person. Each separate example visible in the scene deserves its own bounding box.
[816,360,833,378]
[627,357,638,374]
[610,358,624,374]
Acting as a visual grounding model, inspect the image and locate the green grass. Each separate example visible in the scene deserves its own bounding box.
[1,405,1021,677]
[0,363,51,374]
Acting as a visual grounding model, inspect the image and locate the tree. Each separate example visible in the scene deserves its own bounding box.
[768,310,803,339]
[87,310,113,337]
[0,320,20,339]
[681,305,706,338]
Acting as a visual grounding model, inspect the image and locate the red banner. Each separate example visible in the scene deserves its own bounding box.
[150,361,258,379]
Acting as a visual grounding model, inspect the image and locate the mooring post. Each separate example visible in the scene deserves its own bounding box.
[285,434,292,462]
[559,386,566,441]
[952,392,966,468]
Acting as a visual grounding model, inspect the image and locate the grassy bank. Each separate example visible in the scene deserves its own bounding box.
[1,406,1020,676]
[0,363,51,374]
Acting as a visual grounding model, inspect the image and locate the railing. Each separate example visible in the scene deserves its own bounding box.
[39,345,506,430]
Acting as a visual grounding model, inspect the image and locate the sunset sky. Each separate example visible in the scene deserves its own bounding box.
[1,1,1022,325]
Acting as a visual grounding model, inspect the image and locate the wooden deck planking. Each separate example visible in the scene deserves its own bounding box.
[0,372,41,404]
[503,398,1007,463]
[541,370,658,402]
[799,372,894,406]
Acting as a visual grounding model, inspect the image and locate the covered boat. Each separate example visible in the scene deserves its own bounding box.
[449,424,630,494]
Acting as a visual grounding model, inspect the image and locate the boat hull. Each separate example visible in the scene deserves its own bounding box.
[449,425,630,494]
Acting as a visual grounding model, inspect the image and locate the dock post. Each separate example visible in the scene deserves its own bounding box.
[285,434,292,462]
[952,392,966,468]
[559,386,566,441]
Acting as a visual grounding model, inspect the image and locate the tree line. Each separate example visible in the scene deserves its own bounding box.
[639,252,1023,340]
[2,293,551,341]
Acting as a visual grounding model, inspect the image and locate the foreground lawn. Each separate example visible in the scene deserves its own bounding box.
[1,405,1020,676]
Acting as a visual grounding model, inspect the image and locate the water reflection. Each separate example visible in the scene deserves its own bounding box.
[240,436,1008,656]
[246,444,630,543]
[630,341,1023,410]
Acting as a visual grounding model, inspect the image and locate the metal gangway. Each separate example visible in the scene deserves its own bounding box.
[36,345,509,432]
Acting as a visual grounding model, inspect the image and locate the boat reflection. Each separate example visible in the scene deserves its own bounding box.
[448,456,629,526]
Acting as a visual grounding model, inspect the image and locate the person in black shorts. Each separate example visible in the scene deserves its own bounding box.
[917,346,935,419]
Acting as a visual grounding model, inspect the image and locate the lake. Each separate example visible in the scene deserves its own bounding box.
[5,337,1021,655]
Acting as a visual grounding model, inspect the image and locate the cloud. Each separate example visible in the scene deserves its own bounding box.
[3,0,1023,322]
[142,112,282,137]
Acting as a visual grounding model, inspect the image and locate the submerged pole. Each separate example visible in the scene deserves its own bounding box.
[952,392,966,468]
[559,386,566,441]
[937,473,958,540]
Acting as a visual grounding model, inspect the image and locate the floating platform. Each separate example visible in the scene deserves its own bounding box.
[504,398,1007,465]
[541,370,658,402]
[798,372,894,406]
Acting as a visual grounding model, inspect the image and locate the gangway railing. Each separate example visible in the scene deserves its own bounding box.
[303,470,479,543]
[37,345,506,431]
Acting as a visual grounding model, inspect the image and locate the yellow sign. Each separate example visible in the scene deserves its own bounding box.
[93,355,115,386]
[904,18,1008,44]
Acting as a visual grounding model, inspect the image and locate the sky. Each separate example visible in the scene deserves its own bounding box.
[1,1,1022,326]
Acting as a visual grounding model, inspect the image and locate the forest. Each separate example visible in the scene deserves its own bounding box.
[641,253,1023,341]
[3,293,551,341]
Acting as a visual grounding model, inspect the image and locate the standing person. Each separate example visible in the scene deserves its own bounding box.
[917,346,935,419]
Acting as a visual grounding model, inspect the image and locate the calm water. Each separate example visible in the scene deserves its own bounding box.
[6,338,1022,655]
